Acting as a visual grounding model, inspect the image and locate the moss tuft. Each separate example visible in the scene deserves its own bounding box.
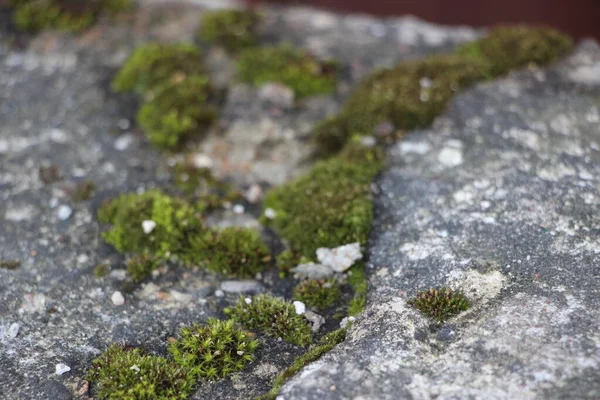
[126,253,162,283]
[408,287,470,322]
[112,43,205,94]
[198,9,262,53]
[71,180,95,202]
[225,294,312,346]
[88,344,195,400]
[93,263,110,278]
[293,278,340,309]
[275,249,304,275]
[346,261,367,316]
[237,44,338,98]
[0,259,21,270]
[169,318,259,380]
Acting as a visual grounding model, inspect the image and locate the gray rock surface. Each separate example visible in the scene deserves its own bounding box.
[279,41,600,399]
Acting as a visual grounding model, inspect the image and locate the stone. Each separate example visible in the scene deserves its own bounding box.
[220,280,264,294]
[111,291,125,306]
[141,220,156,234]
[55,363,71,375]
[56,205,72,221]
[293,301,306,315]
[316,242,362,273]
[292,263,335,280]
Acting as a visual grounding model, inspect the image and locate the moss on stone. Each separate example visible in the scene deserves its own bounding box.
[11,0,131,33]
[236,44,338,98]
[71,180,95,202]
[275,249,303,275]
[293,278,340,310]
[169,318,259,380]
[346,261,367,316]
[0,259,21,270]
[137,75,217,150]
[126,253,162,283]
[197,9,262,53]
[93,263,110,278]
[408,287,471,322]
[88,344,195,400]
[225,294,312,346]
[112,43,205,94]
[187,227,270,278]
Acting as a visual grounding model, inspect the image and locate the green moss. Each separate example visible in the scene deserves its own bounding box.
[0,260,21,270]
[169,318,259,380]
[225,294,312,346]
[137,75,217,150]
[263,140,383,258]
[408,287,471,322]
[88,344,194,400]
[94,263,110,278]
[293,278,340,309]
[71,180,95,202]
[275,249,303,275]
[112,43,205,94]
[97,190,203,260]
[237,44,338,98]
[187,227,270,278]
[257,327,348,400]
[11,0,131,33]
[126,253,162,283]
[346,261,367,316]
[198,9,262,53]
[173,161,241,206]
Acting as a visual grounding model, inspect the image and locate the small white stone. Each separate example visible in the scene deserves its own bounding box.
[111,291,125,306]
[264,208,277,219]
[399,141,431,155]
[316,242,362,272]
[340,316,356,329]
[7,323,20,339]
[292,263,335,280]
[293,301,306,315]
[55,363,71,375]
[57,205,72,221]
[245,185,262,204]
[129,365,140,372]
[114,134,133,151]
[215,289,225,297]
[142,220,157,234]
[233,204,245,214]
[189,153,213,169]
[438,147,463,167]
[77,254,89,264]
[360,136,377,147]
[237,350,245,356]
[244,297,252,305]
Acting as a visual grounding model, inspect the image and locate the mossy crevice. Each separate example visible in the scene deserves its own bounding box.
[408,287,471,322]
[293,278,341,310]
[197,9,262,53]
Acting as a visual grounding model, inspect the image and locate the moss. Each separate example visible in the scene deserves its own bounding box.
[71,180,95,202]
[0,260,21,270]
[275,249,303,275]
[94,263,110,278]
[126,253,162,283]
[137,75,217,150]
[237,44,338,98]
[257,327,348,400]
[346,261,367,316]
[112,43,205,94]
[173,161,241,206]
[97,190,203,260]
[88,344,194,400]
[198,9,262,53]
[169,318,259,380]
[408,287,471,322]
[262,140,383,258]
[293,278,341,309]
[187,227,270,278]
[225,294,312,346]
[11,0,131,33]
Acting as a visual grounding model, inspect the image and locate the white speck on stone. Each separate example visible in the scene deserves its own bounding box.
[189,153,214,169]
[55,363,70,375]
[399,141,431,155]
[129,365,140,372]
[111,291,125,306]
[215,289,225,297]
[579,169,593,181]
[293,301,306,315]
[568,63,600,85]
[316,242,362,272]
[244,297,252,305]
[233,204,245,214]
[45,128,68,143]
[438,147,463,167]
[5,206,35,222]
[114,134,134,151]
[264,208,277,219]
[245,185,263,204]
[142,220,156,234]
[340,316,356,329]
[57,205,72,221]
[77,254,89,264]
[7,323,20,339]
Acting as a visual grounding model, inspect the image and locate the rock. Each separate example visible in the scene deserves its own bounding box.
[304,310,325,332]
[111,291,125,306]
[279,41,600,399]
[141,220,156,234]
[293,301,306,315]
[56,205,72,221]
[316,242,362,272]
[232,204,245,214]
[264,208,277,219]
[54,363,70,375]
[114,134,134,151]
[245,184,263,204]
[339,316,355,329]
[220,280,264,294]
[7,323,20,339]
[292,263,335,280]
[258,82,295,109]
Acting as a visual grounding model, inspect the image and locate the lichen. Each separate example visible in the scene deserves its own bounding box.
[225,294,312,346]
[236,44,338,98]
[0,259,21,270]
[169,318,259,380]
[408,287,471,322]
[197,9,262,53]
[88,344,195,400]
[293,278,341,309]
[126,253,162,283]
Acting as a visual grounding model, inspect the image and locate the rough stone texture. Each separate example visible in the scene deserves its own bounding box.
[279,41,600,399]
[0,1,482,399]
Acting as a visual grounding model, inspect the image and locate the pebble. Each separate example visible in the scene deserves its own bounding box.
[245,185,263,203]
[305,311,325,332]
[244,297,252,305]
[111,291,125,306]
[340,316,356,329]
[220,280,263,294]
[7,323,20,339]
[189,153,213,169]
[264,208,277,219]
[114,134,133,151]
[57,205,72,221]
[214,289,225,297]
[142,220,156,234]
[293,301,306,315]
[316,242,362,272]
[292,263,335,279]
[55,363,71,375]
[438,147,463,167]
[118,118,131,130]
[233,204,245,214]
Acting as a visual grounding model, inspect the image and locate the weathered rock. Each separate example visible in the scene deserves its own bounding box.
[279,41,600,399]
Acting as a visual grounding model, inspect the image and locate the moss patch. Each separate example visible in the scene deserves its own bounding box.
[198,9,262,53]
[88,344,195,400]
[225,294,312,346]
[0,259,21,270]
[346,261,367,316]
[126,253,162,283]
[93,263,110,278]
[408,287,471,322]
[293,278,340,310]
[71,180,95,202]
[169,318,259,380]
[237,44,338,98]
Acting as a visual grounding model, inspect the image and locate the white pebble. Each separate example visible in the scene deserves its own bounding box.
[129,365,140,372]
[316,242,362,272]
[55,363,71,375]
[293,301,306,315]
[438,147,463,167]
[7,323,20,339]
[233,204,245,214]
[111,291,125,306]
[244,297,252,305]
[245,185,262,204]
[114,134,133,151]
[340,316,356,329]
[189,153,214,169]
[142,220,157,234]
[264,208,277,219]
[215,289,225,297]
[57,205,72,221]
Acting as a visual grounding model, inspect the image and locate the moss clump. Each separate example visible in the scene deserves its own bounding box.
[257,327,348,400]
[126,253,162,283]
[408,287,471,322]
[275,249,304,275]
[94,263,110,278]
[263,140,383,258]
[198,9,262,53]
[0,260,21,270]
[294,278,340,309]
[137,76,217,150]
[225,294,312,346]
[347,261,367,316]
[112,43,205,94]
[169,318,258,380]
[458,25,573,76]
[237,44,338,98]
[71,180,95,202]
[11,0,131,33]
[97,190,203,260]
[187,227,270,278]
[88,344,194,400]
[173,160,241,206]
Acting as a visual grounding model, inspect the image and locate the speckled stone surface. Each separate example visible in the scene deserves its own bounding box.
[279,40,600,400]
